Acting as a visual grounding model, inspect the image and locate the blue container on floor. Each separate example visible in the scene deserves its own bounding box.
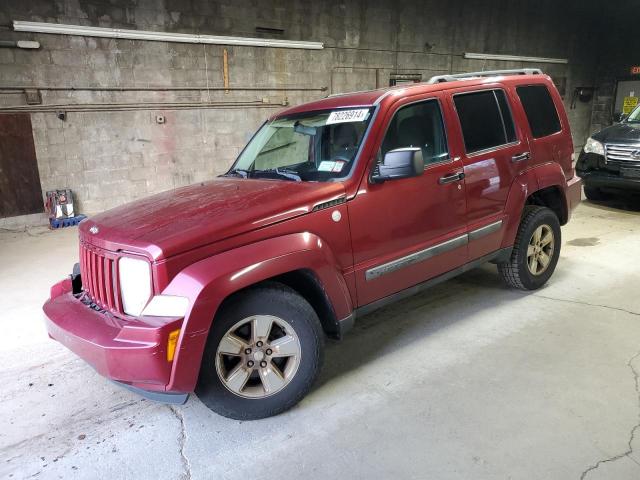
[50,214,87,229]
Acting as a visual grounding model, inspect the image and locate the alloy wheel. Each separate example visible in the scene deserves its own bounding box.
[526,224,555,276]
[215,315,301,399]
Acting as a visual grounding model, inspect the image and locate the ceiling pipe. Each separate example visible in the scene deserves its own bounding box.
[0,85,327,92]
[0,100,289,114]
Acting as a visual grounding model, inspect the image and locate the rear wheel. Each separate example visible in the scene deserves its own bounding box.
[584,185,608,201]
[498,206,561,290]
[196,282,324,420]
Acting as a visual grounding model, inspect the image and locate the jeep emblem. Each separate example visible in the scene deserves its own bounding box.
[89,225,99,234]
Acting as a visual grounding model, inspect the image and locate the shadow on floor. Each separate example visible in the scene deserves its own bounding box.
[316,264,533,390]
[584,191,640,214]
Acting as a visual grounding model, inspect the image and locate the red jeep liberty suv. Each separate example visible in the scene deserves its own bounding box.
[44,69,582,419]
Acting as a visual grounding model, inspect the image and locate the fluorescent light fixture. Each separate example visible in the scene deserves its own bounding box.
[13,21,323,50]
[465,52,568,65]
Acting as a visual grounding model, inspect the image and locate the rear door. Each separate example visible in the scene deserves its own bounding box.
[514,83,568,172]
[446,87,528,261]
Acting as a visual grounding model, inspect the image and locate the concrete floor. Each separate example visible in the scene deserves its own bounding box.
[2,196,640,480]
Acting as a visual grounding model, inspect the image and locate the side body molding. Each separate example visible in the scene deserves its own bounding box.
[501,162,569,248]
[159,232,352,392]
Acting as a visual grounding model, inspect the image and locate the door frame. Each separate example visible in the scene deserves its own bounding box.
[0,113,44,219]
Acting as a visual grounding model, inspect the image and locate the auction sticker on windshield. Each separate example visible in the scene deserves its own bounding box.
[326,109,369,125]
[318,161,347,172]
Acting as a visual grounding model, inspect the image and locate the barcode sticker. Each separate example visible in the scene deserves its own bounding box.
[326,109,369,125]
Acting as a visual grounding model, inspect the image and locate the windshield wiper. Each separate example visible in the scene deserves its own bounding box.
[252,167,302,182]
[223,168,250,178]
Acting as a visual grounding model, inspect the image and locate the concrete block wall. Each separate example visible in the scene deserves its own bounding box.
[0,0,612,216]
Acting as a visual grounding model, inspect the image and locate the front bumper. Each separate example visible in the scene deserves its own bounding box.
[43,279,188,401]
[577,151,640,192]
[577,170,640,191]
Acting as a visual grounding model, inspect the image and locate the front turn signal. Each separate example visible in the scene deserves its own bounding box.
[167,329,181,362]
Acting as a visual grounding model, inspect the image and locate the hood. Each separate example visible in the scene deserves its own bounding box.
[592,122,640,144]
[80,178,346,260]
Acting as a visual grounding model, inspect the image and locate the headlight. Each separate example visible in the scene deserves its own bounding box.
[118,256,152,316]
[583,137,604,156]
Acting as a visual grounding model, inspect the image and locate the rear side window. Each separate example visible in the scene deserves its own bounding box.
[516,85,562,138]
[454,89,517,154]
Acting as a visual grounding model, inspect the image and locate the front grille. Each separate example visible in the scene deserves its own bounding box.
[79,242,120,312]
[605,143,640,165]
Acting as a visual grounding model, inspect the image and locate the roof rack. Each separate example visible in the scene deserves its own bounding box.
[427,68,543,84]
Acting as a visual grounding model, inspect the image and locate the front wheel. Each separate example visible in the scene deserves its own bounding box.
[196,282,324,420]
[498,206,561,290]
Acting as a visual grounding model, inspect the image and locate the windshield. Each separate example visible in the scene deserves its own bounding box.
[626,104,640,123]
[227,108,373,182]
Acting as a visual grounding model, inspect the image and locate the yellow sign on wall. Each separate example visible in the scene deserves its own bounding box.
[623,96,639,115]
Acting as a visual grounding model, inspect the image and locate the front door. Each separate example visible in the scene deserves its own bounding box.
[349,95,468,307]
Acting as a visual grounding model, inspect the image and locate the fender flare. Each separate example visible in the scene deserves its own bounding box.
[160,232,352,392]
[535,162,570,223]
[501,162,568,248]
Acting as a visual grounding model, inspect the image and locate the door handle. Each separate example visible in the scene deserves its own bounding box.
[438,172,465,184]
[512,152,531,163]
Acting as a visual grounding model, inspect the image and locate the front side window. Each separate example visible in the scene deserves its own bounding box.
[229,108,373,182]
[516,85,562,138]
[454,89,517,154]
[381,99,449,165]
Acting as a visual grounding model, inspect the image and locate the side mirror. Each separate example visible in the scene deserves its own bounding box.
[371,147,424,183]
[613,112,628,123]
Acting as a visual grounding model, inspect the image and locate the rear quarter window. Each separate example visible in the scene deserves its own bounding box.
[516,85,562,138]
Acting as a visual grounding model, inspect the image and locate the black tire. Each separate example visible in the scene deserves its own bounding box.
[584,185,608,201]
[498,206,561,290]
[196,282,324,420]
